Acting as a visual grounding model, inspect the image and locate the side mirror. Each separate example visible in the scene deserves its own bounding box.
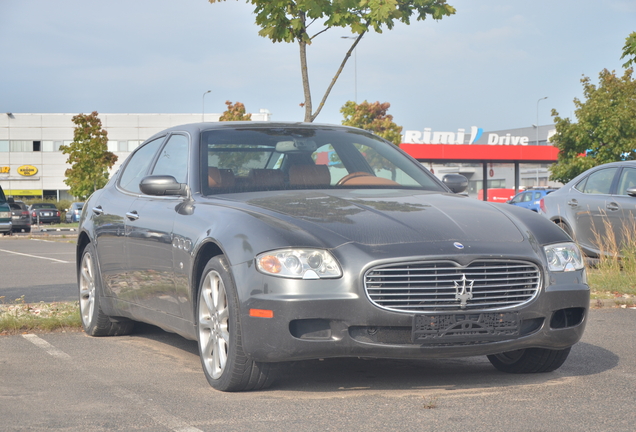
[139,175,188,196]
[627,187,636,197]
[442,174,468,194]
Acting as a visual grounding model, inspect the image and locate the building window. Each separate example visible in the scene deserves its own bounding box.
[118,141,128,152]
[107,141,118,152]
[33,141,41,152]
[0,141,8,152]
[10,141,33,152]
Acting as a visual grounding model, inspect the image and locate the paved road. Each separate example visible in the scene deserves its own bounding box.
[1,309,635,431]
[0,236,77,303]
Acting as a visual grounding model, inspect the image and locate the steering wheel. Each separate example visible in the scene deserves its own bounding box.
[336,171,373,186]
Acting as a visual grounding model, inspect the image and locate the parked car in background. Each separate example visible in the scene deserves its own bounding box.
[0,186,11,235]
[8,199,31,233]
[65,202,84,223]
[540,161,636,257]
[29,203,61,224]
[508,188,557,212]
[76,122,589,392]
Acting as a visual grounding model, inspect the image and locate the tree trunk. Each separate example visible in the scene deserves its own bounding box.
[299,39,313,122]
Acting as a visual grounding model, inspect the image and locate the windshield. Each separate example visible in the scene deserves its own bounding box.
[200,127,445,195]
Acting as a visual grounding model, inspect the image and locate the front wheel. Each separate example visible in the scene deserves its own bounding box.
[79,243,134,336]
[197,255,277,391]
[487,347,571,373]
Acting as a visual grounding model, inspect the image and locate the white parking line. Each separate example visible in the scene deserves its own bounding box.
[0,248,73,263]
[22,334,72,359]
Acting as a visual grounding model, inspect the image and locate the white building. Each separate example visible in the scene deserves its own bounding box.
[0,112,271,200]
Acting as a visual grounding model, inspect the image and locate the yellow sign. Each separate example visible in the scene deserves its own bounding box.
[17,165,38,176]
[4,190,43,196]
[0,166,9,174]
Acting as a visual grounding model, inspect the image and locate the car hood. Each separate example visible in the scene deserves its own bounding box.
[225,190,524,246]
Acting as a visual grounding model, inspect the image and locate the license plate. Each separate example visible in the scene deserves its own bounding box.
[12,215,20,219]
[42,212,51,216]
[412,312,520,344]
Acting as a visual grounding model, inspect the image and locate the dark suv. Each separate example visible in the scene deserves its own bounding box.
[0,186,11,235]
[8,199,31,233]
[30,203,61,224]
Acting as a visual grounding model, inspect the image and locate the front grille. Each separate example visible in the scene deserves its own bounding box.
[364,260,541,313]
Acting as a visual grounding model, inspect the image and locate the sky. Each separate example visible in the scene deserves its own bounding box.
[1,0,635,134]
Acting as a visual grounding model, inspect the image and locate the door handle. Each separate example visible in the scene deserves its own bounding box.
[606,202,620,211]
[567,200,578,208]
[92,206,104,215]
[126,211,139,221]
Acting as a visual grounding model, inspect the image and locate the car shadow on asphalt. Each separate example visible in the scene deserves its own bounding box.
[129,323,619,393]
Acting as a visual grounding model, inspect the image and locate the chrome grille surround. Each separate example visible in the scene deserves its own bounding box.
[364,260,542,313]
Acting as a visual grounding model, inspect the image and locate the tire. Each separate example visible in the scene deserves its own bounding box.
[79,243,134,336]
[487,347,571,374]
[24,227,31,233]
[197,255,277,391]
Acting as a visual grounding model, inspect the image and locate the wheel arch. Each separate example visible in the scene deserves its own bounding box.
[191,240,225,314]
[76,231,92,275]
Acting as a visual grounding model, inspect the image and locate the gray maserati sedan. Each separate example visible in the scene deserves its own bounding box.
[77,122,589,391]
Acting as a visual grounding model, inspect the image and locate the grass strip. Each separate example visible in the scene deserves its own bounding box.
[0,297,81,335]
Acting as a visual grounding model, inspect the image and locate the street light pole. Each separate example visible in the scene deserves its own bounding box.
[341,36,359,103]
[202,90,211,122]
[536,96,548,145]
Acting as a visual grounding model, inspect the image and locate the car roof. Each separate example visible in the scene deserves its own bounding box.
[142,121,370,144]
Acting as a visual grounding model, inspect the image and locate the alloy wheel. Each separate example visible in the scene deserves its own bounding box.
[198,270,230,379]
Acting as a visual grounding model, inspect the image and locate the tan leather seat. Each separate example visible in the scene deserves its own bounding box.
[208,167,236,188]
[248,169,285,188]
[288,165,331,187]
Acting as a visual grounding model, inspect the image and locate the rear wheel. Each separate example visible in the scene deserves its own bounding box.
[197,255,277,391]
[79,243,134,336]
[488,347,571,373]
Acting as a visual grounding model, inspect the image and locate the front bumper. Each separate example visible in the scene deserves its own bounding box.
[232,249,589,363]
[0,221,12,233]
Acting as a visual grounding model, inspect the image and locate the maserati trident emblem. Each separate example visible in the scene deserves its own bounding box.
[454,274,474,309]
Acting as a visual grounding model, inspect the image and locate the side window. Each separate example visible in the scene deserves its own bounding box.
[616,168,636,196]
[521,192,532,202]
[510,194,522,204]
[533,192,542,200]
[152,134,189,184]
[118,137,164,193]
[581,168,617,194]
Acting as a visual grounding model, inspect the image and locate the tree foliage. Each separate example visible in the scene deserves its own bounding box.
[209,0,455,122]
[621,31,636,69]
[60,112,118,200]
[219,100,252,121]
[340,100,403,145]
[549,68,636,184]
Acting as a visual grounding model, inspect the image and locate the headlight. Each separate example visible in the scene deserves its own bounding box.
[544,242,585,272]
[256,249,342,279]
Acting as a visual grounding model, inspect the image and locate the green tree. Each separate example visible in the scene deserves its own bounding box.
[340,100,403,145]
[219,100,252,121]
[549,68,636,184]
[60,112,118,200]
[209,0,455,122]
[621,31,636,68]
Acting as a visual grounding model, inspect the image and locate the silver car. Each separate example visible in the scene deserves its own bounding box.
[540,161,636,257]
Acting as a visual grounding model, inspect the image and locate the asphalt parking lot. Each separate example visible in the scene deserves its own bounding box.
[1,236,636,431]
[0,235,77,303]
